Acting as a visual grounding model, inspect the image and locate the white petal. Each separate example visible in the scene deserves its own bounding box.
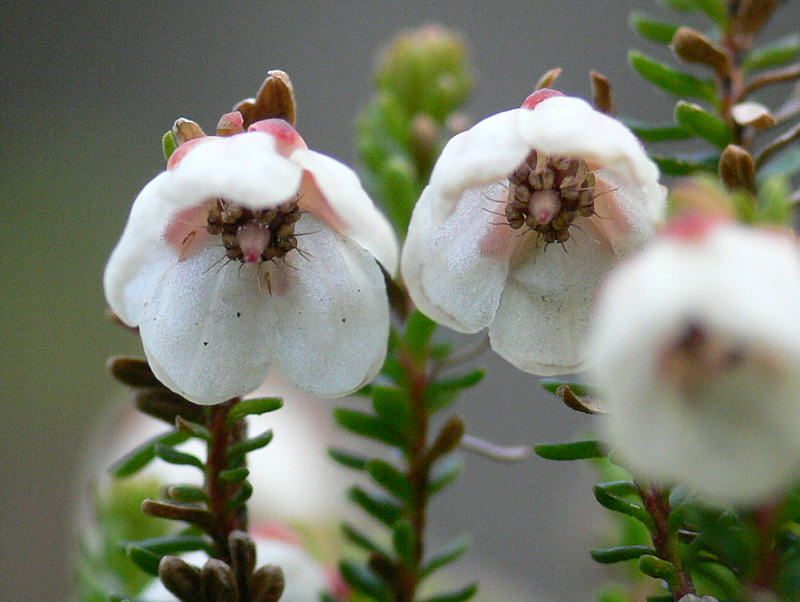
[138,245,278,405]
[588,223,800,505]
[518,96,665,229]
[426,109,531,221]
[489,220,616,374]
[272,215,389,397]
[166,132,303,211]
[401,182,515,333]
[290,147,399,275]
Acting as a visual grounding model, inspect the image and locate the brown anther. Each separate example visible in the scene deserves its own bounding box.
[503,150,596,246]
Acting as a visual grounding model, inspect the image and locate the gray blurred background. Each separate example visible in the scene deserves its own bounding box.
[1,1,795,600]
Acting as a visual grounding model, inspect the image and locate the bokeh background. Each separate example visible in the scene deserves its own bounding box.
[1,1,796,600]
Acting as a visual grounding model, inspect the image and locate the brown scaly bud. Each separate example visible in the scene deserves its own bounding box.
[719,144,756,191]
[202,559,238,602]
[172,117,206,145]
[236,70,297,128]
[427,415,465,462]
[590,70,615,116]
[731,101,777,130]
[229,531,257,597]
[535,67,562,90]
[672,27,730,74]
[107,356,160,388]
[250,564,285,602]
[159,556,203,602]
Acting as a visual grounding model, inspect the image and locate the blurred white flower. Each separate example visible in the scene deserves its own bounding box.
[104,118,398,404]
[588,216,800,505]
[401,90,665,374]
[139,521,347,601]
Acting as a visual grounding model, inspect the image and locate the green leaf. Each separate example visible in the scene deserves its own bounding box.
[218,467,250,483]
[629,50,717,102]
[638,554,677,580]
[109,430,190,477]
[166,485,209,503]
[420,582,478,602]
[341,522,390,556]
[226,397,282,425]
[744,33,800,72]
[535,440,605,461]
[127,534,212,556]
[628,12,679,44]
[595,480,640,498]
[424,369,485,413]
[175,417,211,440]
[593,485,652,526]
[656,0,697,11]
[380,154,419,236]
[403,310,438,359]
[162,130,178,161]
[689,0,726,25]
[367,459,411,501]
[421,534,471,579]
[651,152,719,175]
[347,485,402,526]
[624,118,694,142]
[126,545,163,577]
[428,454,463,496]
[538,378,592,398]
[759,146,800,181]
[674,101,733,148]
[327,447,369,471]
[333,408,406,449]
[371,386,411,434]
[154,443,204,470]
[393,520,415,566]
[339,559,389,600]
[591,545,656,564]
[757,175,793,226]
[226,481,253,510]
[228,429,273,458]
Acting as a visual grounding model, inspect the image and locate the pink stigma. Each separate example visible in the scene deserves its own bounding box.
[521,88,565,110]
[237,222,271,263]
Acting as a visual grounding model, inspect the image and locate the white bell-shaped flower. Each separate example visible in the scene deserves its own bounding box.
[104,119,398,404]
[400,90,665,375]
[587,217,800,505]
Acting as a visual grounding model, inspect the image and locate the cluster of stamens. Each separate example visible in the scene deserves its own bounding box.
[206,198,301,264]
[504,150,596,244]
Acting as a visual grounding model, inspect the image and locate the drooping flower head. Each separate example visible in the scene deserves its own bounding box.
[587,216,800,505]
[104,73,398,404]
[401,89,665,374]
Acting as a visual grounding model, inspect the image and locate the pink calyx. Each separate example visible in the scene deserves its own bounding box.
[248,118,307,156]
[521,88,565,110]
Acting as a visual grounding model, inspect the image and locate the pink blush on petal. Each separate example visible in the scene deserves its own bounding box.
[165,203,215,260]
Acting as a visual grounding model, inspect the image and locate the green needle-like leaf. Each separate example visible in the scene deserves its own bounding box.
[154,443,204,470]
[339,559,390,601]
[591,545,656,564]
[166,485,209,504]
[403,310,438,359]
[162,130,178,161]
[109,430,190,477]
[392,520,415,566]
[629,50,717,102]
[420,582,478,602]
[595,480,640,498]
[593,485,652,526]
[535,440,605,461]
[347,486,402,527]
[367,459,412,501]
[424,369,485,413]
[126,535,212,556]
[226,481,253,510]
[624,118,694,142]
[538,378,593,398]
[428,454,463,496]
[333,408,407,449]
[651,152,719,175]
[342,522,390,556]
[628,12,680,44]
[674,101,733,148]
[126,545,163,577]
[226,397,283,426]
[175,417,211,440]
[327,447,369,471]
[690,0,726,25]
[228,429,274,458]
[656,0,697,12]
[218,467,250,483]
[421,534,471,579]
[638,554,677,580]
[372,387,411,434]
[744,33,800,72]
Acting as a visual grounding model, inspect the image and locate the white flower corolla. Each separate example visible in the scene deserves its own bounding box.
[400,90,665,375]
[104,119,398,404]
[139,522,347,601]
[587,217,800,506]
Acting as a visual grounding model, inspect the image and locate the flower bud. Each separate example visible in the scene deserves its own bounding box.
[719,144,756,192]
[672,27,729,73]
